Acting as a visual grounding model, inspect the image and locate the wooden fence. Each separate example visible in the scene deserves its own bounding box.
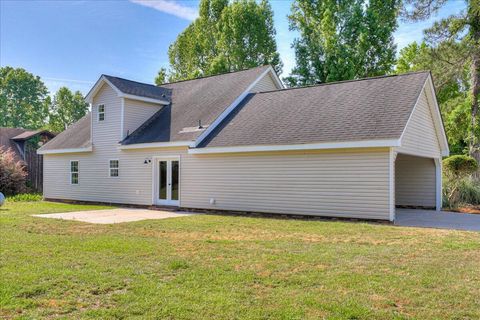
[24,145,43,192]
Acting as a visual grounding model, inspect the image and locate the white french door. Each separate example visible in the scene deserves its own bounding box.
[154,158,180,206]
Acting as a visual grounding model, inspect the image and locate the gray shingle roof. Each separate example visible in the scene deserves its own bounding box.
[38,113,91,152]
[103,75,172,101]
[37,68,431,153]
[38,66,271,151]
[199,72,430,148]
[121,65,271,144]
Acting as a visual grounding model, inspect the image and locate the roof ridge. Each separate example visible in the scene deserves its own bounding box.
[102,75,158,88]
[254,70,431,95]
[159,65,270,86]
[101,65,270,89]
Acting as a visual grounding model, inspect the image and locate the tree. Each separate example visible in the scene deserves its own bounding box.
[396,41,432,73]
[285,0,399,87]
[166,0,282,82]
[0,67,49,129]
[396,41,472,154]
[48,87,88,132]
[401,0,480,167]
[155,68,168,86]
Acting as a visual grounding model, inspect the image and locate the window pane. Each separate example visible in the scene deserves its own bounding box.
[159,161,167,200]
[110,168,119,177]
[71,173,78,184]
[171,160,179,201]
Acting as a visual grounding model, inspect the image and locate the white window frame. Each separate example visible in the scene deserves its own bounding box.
[70,160,79,185]
[109,159,119,178]
[98,104,105,121]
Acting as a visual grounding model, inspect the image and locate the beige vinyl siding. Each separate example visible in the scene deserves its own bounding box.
[395,154,436,208]
[181,148,391,220]
[43,147,187,205]
[396,89,441,158]
[250,73,278,92]
[43,83,176,205]
[44,146,391,220]
[92,83,121,146]
[123,99,162,138]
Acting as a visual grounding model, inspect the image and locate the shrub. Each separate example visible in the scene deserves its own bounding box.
[6,193,42,202]
[0,146,27,196]
[443,177,480,208]
[443,155,480,208]
[443,155,478,179]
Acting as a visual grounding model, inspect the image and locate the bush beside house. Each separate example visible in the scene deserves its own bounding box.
[443,155,480,209]
[0,146,28,196]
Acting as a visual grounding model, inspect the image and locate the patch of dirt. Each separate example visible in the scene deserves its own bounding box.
[450,206,480,214]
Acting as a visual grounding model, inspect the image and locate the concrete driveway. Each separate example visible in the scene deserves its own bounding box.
[34,208,196,224]
[395,209,480,232]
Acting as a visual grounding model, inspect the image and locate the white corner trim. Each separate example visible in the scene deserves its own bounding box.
[189,139,400,154]
[37,146,93,155]
[193,67,275,148]
[120,98,125,140]
[388,148,396,221]
[434,158,442,211]
[118,141,194,150]
[119,93,169,105]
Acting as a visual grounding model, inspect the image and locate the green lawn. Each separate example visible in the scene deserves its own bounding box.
[1,201,479,319]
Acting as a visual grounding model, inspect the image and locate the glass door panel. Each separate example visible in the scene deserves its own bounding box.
[159,161,167,200]
[171,160,179,201]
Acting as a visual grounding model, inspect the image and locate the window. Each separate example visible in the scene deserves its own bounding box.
[70,161,79,184]
[98,104,105,121]
[109,160,119,177]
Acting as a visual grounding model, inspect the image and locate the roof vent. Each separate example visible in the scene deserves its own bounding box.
[198,120,203,129]
[162,93,166,98]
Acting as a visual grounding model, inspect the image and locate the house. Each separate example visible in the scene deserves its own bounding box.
[38,65,449,221]
[1,128,55,191]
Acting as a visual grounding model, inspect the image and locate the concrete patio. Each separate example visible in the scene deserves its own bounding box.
[395,209,480,232]
[33,208,196,224]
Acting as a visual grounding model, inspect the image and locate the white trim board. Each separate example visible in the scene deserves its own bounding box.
[389,149,397,221]
[37,146,93,155]
[189,139,401,154]
[434,158,442,211]
[120,98,125,140]
[118,141,194,150]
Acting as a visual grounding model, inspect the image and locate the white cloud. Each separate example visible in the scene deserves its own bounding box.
[130,0,198,21]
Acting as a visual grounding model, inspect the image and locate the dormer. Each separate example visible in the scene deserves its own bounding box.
[85,75,170,141]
